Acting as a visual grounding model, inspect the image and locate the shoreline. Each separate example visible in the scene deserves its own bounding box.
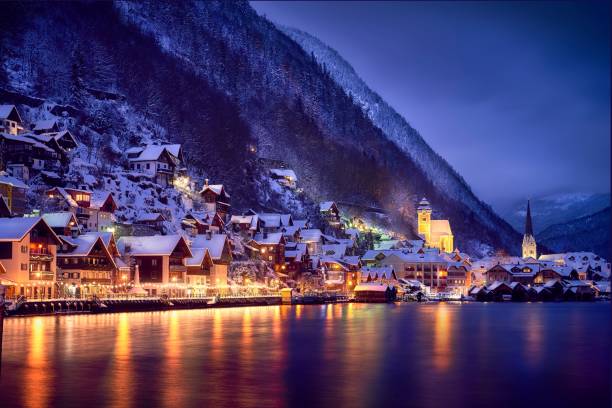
[4,296,608,318]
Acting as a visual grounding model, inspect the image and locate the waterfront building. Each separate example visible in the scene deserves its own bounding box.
[185,247,214,295]
[56,232,118,297]
[190,233,232,287]
[117,235,192,297]
[360,248,463,292]
[0,217,62,299]
[416,197,454,253]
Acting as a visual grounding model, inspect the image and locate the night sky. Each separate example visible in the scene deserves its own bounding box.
[251,1,610,211]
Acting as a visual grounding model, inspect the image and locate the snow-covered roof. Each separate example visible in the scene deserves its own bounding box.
[270,168,297,180]
[57,234,114,265]
[322,243,347,259]
[0,105,21,121]
[185,247,212,267]
[0,217,60,243]
[354,282,389,292]
[431,219,452,236]
[292,219,308,229]
[117,235,191,257]
[375,240,400,250]
[190,234,228,260]
[300,229,322,243]
[42,212,77,228]
[0,174,28,189]
[230,215,254,224]
[33,119,58,132]
[91,191,116,210]
[319,201,337,212]
[128,143,181,162]
[281,225,301,237]
[47,187,78,208]
[136,213,166,222]
[252,232,283,245]
[1,133,56,153]
[361,266,395,280]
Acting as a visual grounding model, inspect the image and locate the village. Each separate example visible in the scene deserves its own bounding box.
[0,103,610,313]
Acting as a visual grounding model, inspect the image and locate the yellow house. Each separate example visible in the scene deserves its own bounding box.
[417,198,454,253]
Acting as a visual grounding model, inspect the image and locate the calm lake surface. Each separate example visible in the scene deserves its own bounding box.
[0,303,610,408]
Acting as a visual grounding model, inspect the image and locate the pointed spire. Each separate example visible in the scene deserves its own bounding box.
[525,199,534,236]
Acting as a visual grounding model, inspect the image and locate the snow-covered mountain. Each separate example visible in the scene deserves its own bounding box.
[278,26,519,253]
[0,1,521,255]
[502,193,610,234]
[539,207,610,258]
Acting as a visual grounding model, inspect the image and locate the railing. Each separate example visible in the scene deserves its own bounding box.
[169,264,187,272]
[29,271,55,281]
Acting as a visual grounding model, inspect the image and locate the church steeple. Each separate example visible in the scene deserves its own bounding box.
[522,199,537,259]
[524,199,534,236]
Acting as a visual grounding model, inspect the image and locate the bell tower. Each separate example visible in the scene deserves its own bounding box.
[522,199,537,259]
[417,197,432,245]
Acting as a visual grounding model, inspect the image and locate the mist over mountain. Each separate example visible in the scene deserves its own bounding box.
[501,193,610,234]
[539,207,611,258]
[0,0,523,255]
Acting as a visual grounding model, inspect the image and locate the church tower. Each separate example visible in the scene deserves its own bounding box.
[417,197,432,244]
[522,199,537,259]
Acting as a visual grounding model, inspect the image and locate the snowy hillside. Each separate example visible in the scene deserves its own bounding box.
[502,192,610,234]
[280,27,494,223]
[0,1,521,255]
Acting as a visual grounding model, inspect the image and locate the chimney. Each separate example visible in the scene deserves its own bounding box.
[263,231,268,239]
[206,230,212,240]
[204,178,209,187]
[70,227,79,239]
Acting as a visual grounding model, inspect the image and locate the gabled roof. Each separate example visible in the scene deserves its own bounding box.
[135,213,166,223]
[42,212,78,229]
[185,247,213,267]
[128,144,181,163]
[252,232,284,245]
[57,234,116,270]
[319,201,337,212]
[33,119,59,132]
[200,182,230,198]
[91,192,117,211]
[1,133,56,153]
[0,174,28,189]
[0,217,62,244]
[0,105,22,122]
[190,234,229,260]
[300,229,322,243]
[117,235,192,257]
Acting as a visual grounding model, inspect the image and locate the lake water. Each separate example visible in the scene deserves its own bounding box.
[0,303,609,408]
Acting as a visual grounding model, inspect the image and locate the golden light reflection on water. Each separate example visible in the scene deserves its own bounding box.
[109,313,132,408]
[433,303,452,371]
[161,311,184,408]
[24,317,49,408]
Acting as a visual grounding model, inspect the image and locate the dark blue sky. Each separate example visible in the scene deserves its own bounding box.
[251,1,610,210]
